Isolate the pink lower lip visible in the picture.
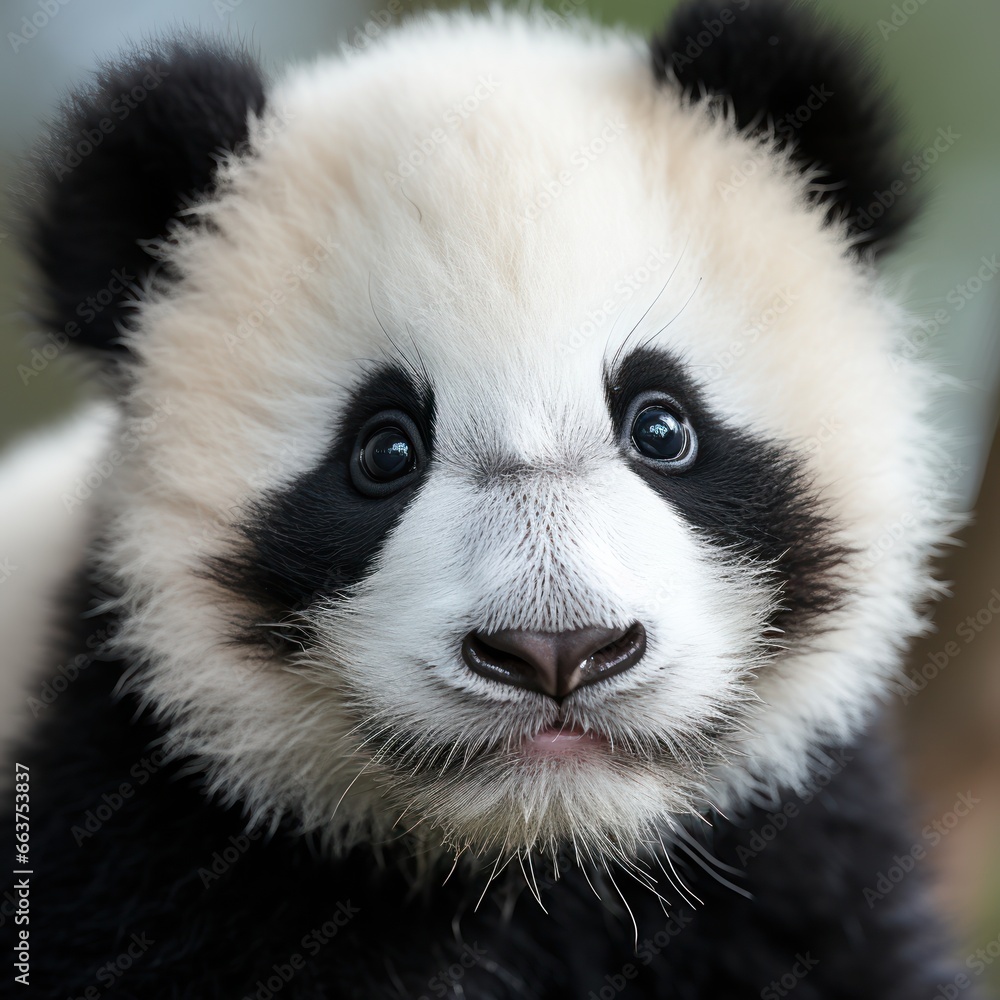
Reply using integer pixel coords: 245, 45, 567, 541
526, 725, 607, 752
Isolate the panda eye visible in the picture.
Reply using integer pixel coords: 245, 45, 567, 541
350, 411, 424, 497
360, 427, 414, 481
629, 402, 697, 468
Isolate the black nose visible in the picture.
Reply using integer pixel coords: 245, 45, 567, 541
461, 623, 646, 699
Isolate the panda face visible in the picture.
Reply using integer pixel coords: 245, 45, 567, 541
46, 12, 944, 862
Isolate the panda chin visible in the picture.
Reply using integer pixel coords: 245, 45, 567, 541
358, 711, 714, 859
390, 753, 691, 864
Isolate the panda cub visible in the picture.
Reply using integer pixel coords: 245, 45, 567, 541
2, 1, 960, 996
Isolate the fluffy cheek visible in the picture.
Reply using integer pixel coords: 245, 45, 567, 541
305, 465, 772, 846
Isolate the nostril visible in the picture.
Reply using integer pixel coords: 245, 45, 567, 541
461, 632, 539, 690
461, 622, 647, 699
582, 622, 646, 688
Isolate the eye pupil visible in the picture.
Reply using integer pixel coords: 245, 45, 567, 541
631, 406, 692, 463
361, 428, 414, 481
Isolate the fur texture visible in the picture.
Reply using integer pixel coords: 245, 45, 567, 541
2, 1, 960, 995
23, 38, 266, 356
8, 598, 954, 998
0, 405, 113, 741
651, 0, 912, 252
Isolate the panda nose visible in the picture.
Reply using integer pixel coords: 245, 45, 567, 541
461, 623, 646, 699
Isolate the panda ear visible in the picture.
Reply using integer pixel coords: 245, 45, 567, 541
651, 1, 910, 256
25, 38, 266, 356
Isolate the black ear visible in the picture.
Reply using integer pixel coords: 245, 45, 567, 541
651, 1, 911, 256
24, 38, 266, 355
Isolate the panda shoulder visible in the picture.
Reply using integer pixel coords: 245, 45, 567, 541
0, 402, 115, 742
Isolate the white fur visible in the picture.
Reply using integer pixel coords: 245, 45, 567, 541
0, 404, 115, 744
24, 11, 950, 862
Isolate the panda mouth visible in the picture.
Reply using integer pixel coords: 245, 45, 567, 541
359, 717, 719, 782
353, 688, 735, 777
523, 723, 609, 755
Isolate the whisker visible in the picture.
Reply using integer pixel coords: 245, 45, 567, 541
603, 861, 639, 951
672, 824, 745, 878
610, 238, 689, 373
475, 848, 512, 912
328, 757, 373, 826
673, 839, 752, 899
441, 848, 464, 887
367, 273, 427, 389
656, 831, 703, 908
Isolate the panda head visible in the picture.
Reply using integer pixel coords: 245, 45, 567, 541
28, 3, 946, 865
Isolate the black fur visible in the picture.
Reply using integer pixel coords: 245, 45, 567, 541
606, 347, 849, 637
651, 0, 912, 255
2, 575, 957, 999
23, 39, 266, 356
209, 364, 436, 637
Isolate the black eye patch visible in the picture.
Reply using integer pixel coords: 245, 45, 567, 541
208, 364, 435, 639
606, 347, 848, 636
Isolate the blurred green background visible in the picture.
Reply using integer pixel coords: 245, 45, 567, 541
1, 0, 998, 991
